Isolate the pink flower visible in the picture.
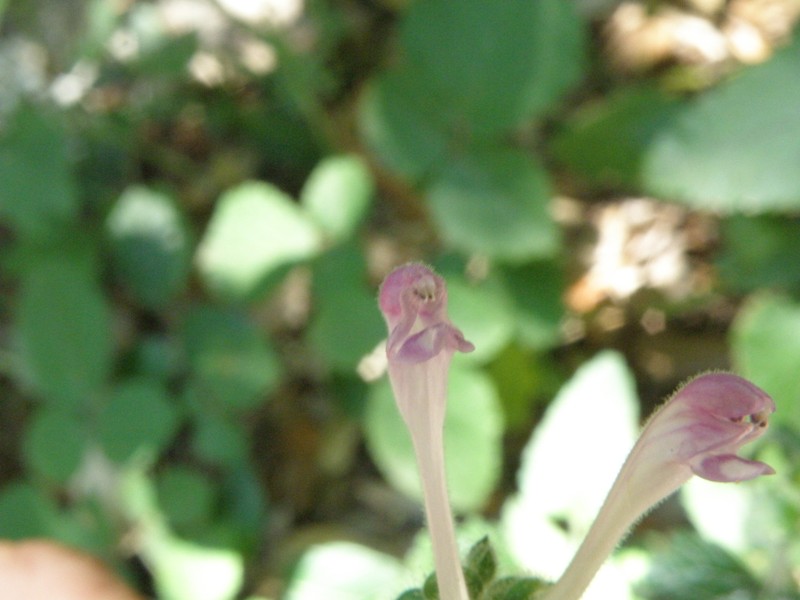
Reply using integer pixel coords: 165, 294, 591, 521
379, 263, 474, 600
545, 373, 775, 600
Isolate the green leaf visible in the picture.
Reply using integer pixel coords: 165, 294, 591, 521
444, 272, 516, 364
183, 306, 281, 411
731, 293, 800, 430
503, 351, 639, 575
642, 40, 800, 212
17, 256, 113, 409
301, 155, 374, 242
0, 481, 60, 539
98, 377, 180, 463
192, 414, 248, 466
427, 148, 557, 261
502, 261, 565, 350
365, 367, 504, 512
483, 577, 547, 600
637, 532, 760, 600
23, 407, 86, 482
717, 215, 800, 292
400, 0, 585, 135
284, 542, 404, 600
358, 67, 451, 181
157, 466, 217, 529
307, 244, 386, 372
0, 105, 77, 240
196, 181, 321, 300
147, 534, 244, 600
106, 185, 191, 308
465, 536, 497, 593
553, 86, 680, 190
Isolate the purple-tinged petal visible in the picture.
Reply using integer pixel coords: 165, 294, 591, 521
690, 454, 776, 482
545, 372, 776, 600
376, 263, 473, 600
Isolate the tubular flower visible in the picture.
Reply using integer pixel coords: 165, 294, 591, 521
379, 263, 474, 600
545, 373, 775, 600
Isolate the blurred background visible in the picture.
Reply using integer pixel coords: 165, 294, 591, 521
0, 0, 799, 598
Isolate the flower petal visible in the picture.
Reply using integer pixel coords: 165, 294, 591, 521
690, 453, 776, 482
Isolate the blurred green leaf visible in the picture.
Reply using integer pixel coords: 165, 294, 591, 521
157, 466, 217, 529
400, 0, 585, 135
358, 67, 451, 181
147, 533, 244, 600
285, 542, 404, 600
444, 272, 516, 364
183, 306, 281, 411
365, 367, 504, 512
106, 185, 191, 308
642, 40, 800, 212
503, 351, 639, 576
192, 414, 248, 466
483, 577, 547, 600
308, 244, 385, 372
427, 148, 557, 261
0, 105, 77, 240
717, 215, 800, 292
17, 256, 112, 409
196, 181, 321, 300
731, 293, 800, 430
557, 41, 800, 212
0, 481, 59, 539
23, 407, 85, 482
637, 532, 760, 600
502, 261, 565, 350
553, 86, 680, 190
98, 377, 180, 463
301, 154, 374, 243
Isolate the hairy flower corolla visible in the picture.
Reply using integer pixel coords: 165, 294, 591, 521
545, 373, 775, 600
379, 263, 474, 600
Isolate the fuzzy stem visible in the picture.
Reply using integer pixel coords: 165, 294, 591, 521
410, 426, 470, 600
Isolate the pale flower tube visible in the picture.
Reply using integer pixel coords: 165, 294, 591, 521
545, 373, 775, 600
379, 264, 474, 600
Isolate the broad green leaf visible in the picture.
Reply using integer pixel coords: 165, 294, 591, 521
157, 466, 217, 528
284, 542, 404, 600
358, 67, 451, 181
501, 261, 565, 350
0, 481, 59, 539
427, 149, 557, 261
503, 351, 639, 582
731, 293, 800, 430
637, 533, 760, 600
17, 256, 113, 409
301, 155, 374, 242
0, 105, 77, 240
119, 462, 244, 600
146, 534, 244, 600
196, 181, 321, 300
556, 41, 800, 212
98, 377, 180, 463
365, 367, 504, 512
307, 244, 385, 372
553, 86, 680, 190
23, 407, 86, 482
642, 40, 800, 212
106, 186, 191, 308
183, 305, 281, 410
400, 0, 585, 135
444, 273, 516, 364
717, 215, 800, 292
192, 414, 248, 466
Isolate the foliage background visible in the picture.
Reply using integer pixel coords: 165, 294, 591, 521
1, 0, 799, 598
